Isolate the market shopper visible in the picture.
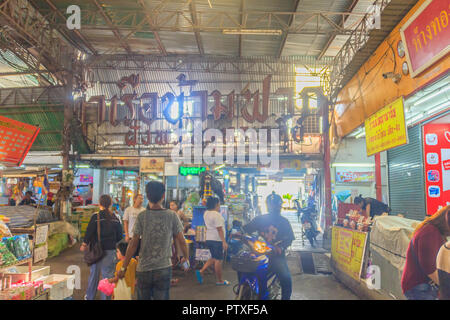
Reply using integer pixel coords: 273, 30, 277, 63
123, 194, 145, 242
109, 240, 137, 298
242, 192, 295, 300
117, 181, 190, 300
19, 191, 36, 206
170, 200, 190, 231
354, 195, 390, 218
195, 196, 229, 286
436, 209, 450, 300
81, 194, 123, 300
401, 205, 450, 300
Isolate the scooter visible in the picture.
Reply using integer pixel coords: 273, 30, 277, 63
300, 207, 320, 248
231, 233, 281, 300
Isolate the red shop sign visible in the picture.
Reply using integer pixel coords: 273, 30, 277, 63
422, 122, 450, 216
400, 0, 450, 78
0, 116, 40, 167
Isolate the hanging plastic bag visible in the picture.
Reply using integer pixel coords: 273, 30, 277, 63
114, 279, 132, 300
98, 278, 115, 296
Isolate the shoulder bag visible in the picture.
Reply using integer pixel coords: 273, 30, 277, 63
84, 212, 105, 266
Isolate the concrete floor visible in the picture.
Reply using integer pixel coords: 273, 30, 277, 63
46, 245, 359, 300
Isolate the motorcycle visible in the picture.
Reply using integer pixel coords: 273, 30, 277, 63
231, 233, 281, 300
299, 206, 320, 248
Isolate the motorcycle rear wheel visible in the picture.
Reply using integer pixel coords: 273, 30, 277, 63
267, 277, 281, 300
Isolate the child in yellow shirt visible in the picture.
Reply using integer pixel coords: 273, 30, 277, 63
109, 240, 137, 298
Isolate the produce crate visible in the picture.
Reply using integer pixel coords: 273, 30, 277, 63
0, 266, 50, 282
37, 274, 75, 300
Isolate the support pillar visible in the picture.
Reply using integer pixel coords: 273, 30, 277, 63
58, 72, 74, 221
375, 153, 382, 201
322, 102, 332, 230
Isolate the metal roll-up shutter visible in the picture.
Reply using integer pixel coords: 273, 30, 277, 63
387, 125, 425, 220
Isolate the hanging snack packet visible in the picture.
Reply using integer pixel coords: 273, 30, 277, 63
12, 235, 32, 260
2, 237, 15, 255
0, 242, 18, 267
0, 220, 12, 238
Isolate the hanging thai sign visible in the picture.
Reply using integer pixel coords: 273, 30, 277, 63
364, 97, 408, 156
422, 122, 450, 216
331, 226, 368, 281
140, 157, 165, 173
400, 0, 450, 78
85, 74, 294, 147
0, 116, 40, 167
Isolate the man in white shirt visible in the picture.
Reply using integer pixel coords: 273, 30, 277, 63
123, 194, 145, 242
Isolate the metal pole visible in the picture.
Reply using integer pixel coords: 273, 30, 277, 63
322, 102, 332, 230
375, 152, 382, 201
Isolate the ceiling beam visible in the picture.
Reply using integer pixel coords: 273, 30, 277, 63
276, 0, 300, 58
137, 0, 168, 56
42, 0, 98, 55
92, 0, 133, 54
318, 0, 359, 60
189, 1, 205, 55
238, 0, 245, 57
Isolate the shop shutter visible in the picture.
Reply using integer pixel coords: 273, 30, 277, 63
387, 125, 425, 221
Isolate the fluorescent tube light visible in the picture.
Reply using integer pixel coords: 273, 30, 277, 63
223, 29, 283, 35
412, 84, 450, 106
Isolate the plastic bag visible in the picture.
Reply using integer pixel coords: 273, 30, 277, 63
97, 278, 115, 296
114, 279, 132, 300
12, 235, 32, 260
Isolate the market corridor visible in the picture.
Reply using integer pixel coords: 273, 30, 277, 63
47, 245, 359, 300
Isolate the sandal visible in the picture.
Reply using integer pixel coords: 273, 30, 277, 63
195, 270, 203, 284
216, 280, 230, 286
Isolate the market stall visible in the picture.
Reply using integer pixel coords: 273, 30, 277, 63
330, 201, 422, 300
0, 215, 75, 300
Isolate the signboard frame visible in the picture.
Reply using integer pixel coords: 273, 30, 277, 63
422, 122, 450, 215
0, 115, 40, 167
400, 0, 450, 78
365, 96, 409, 156
139, 157, 165, 173
331, 226, 369, 281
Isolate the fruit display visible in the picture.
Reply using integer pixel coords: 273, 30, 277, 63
343, 210, 372, 231
0, 281, 45, 300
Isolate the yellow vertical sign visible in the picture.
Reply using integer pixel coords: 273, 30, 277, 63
331, 226, 368, 281
365, 97, 408, 156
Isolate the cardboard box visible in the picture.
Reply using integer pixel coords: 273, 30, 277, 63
0, 266, 50, 282
37, 274, 75, 300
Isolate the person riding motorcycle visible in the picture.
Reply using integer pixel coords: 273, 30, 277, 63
242, 191, 295, 300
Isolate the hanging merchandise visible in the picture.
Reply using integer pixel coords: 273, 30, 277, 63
2, 235, 32, 261
0, 242, 17, 267
0, 220, 11, 238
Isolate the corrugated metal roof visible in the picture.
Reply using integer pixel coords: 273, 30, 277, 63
0, 50, 40, 88
28, 0, 360, 58
0, 106, 64, 151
